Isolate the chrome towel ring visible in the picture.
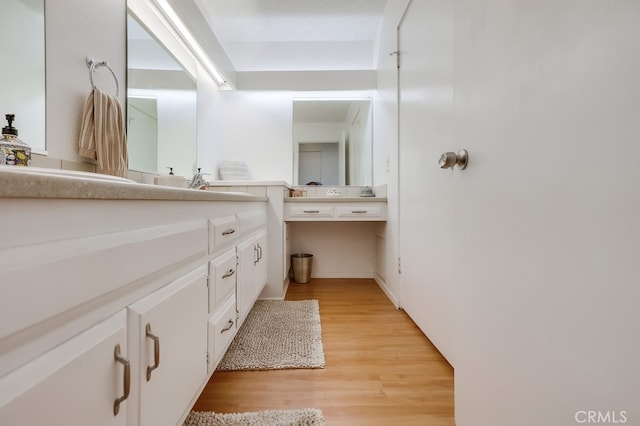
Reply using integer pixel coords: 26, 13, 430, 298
86, 57, 119, 97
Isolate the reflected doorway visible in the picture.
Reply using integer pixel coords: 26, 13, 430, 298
299, 142, 339, 185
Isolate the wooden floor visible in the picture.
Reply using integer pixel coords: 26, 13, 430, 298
192, 278, 454, 425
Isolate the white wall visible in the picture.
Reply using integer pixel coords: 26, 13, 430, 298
371, 0, 411, 305
206, 90, 372, 182
45, 0, 126, 162
196, 64, 225, 177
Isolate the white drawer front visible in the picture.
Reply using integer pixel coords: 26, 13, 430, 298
336, 205, 384, 218
208, 249, 237, 313
208, 215, 238, 253
285, 202, 387, 221
287, 205, 334, 218
207, 297, 237, 372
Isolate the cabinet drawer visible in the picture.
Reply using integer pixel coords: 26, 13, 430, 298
208, 249, 237, 312
336, 205, 384, 218
208, 215, 238, 253
207, 297, 236, 372
287, 205, 334, 218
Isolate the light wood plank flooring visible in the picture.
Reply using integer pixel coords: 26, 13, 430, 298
192, 278, 454, 425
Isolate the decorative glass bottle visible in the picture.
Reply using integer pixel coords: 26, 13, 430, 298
0, 114, 31, 166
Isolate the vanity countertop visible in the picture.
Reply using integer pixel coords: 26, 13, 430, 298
205, 180, 294, 189
0, 167, 265, 202
285, 197, 387, 202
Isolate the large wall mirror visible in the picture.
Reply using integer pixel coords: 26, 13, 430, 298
293, 98, 372, 186
127, 1, 197, 178
0, 0, 45, 153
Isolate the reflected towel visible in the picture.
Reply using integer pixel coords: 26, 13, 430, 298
78, 87, 128, 178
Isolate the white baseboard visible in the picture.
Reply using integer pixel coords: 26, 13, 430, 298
374, 274, 399, 308
311, 272, 376, 279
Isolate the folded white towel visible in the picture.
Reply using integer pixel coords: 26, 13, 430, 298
78, 88, 128, 178
219, 160, 249, 180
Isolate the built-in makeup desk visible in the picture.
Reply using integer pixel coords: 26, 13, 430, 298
284, 197, 387, 221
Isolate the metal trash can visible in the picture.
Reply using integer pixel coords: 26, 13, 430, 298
291, 253, 313, 284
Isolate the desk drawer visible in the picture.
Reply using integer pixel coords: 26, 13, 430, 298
284, 201, 387, 221
336, 205, 384, 218
286, 205, 334, 218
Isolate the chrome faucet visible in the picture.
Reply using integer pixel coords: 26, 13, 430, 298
189, 168, 210, 189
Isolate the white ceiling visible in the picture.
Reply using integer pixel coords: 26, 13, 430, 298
192, 0, 388, 72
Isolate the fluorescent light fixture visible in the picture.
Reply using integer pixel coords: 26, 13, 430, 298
152, 0, 228, 87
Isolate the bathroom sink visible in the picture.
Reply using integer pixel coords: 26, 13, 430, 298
0, 165, 135, 183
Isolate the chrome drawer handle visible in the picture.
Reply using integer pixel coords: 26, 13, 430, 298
113, 344, 130, 416
145, 323, 160, 382
222, 269, 235, 279
222, 228, 236, 236
221, 319, 234, 333
303, 210, 320, 213
351, 210, 368, 214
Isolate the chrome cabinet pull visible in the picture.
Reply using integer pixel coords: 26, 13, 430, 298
254, 245, 259, 265
222, 228, 236, 236
351, 210, 368, 214
222, 269, 235, 279
220, 319, 234, 333
257, 243, 263, 261
303, 210, 320, 213
145, 323, 160, 382
113, 344, 130, 416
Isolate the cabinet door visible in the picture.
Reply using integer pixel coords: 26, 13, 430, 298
128, 265, 208, 426
0, 311, 128, 426
236, 238, 257, 327
255, 230, 268, 297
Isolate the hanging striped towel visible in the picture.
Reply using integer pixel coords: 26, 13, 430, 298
78, 87, 128, 178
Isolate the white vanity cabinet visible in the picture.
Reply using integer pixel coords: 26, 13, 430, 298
0, 178, 268, 426
0, 311, 128, 426
206, 211, 267, 370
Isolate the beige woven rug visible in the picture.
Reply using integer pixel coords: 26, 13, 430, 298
184, 408, 325, 426
216, 300, 325, 371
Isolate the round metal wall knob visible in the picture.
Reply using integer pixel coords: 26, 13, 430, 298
439, 149, 468, 170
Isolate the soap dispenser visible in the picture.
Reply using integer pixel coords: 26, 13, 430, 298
0, 114, 31, 166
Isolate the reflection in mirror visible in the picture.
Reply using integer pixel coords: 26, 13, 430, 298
293, 98, 372, 186
0, 0, 45, 152
126, 12, 197, 178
